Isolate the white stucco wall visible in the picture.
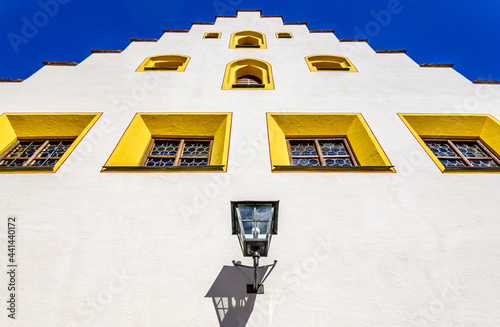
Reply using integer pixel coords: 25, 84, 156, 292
1, 10, 500, 326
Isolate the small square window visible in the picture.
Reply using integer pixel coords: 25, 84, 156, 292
142, 138, 213, 167
276, 32, 293, 39
204, 32, 221, 39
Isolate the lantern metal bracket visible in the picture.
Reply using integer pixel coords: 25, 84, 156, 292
232, 252, 277, 294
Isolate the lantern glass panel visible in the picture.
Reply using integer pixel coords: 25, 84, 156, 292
238, 205, 255, 221
231, 201, 279, 257
242, 221, 254, 238
255, 205, 273, 221
236, 204, 273, 241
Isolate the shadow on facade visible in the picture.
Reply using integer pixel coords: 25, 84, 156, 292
205, 265, 269, 327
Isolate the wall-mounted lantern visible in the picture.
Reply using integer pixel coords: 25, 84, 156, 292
231, 201, 279, 294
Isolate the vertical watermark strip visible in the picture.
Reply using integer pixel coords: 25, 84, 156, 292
7, 216, 17, 319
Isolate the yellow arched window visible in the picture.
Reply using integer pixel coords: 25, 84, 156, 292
222, 58, 274, 90
229, 31, 267, 49
305, 55, 357, 72
136, 55, 190, 72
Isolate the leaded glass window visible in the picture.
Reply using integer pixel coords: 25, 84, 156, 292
141, 138, 213, 167
0, 139, 74, 168
423, 139, 500, 167
286, 138, 358, 167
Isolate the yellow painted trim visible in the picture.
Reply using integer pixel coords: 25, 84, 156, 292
305, 55, 358, 72
275, 32, 293, 39
102, 113, 232, 173
0, 113, 102, 173
222, 58, 275, 90
229, 30, 267, 49
266, 113, 393, 173
399, 113, 500, 173
136, 55, 190, 72
203, 32, 221, 39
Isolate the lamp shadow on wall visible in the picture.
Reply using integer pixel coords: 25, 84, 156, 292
205, 265, 269, 327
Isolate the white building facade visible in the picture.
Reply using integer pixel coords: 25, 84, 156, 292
1, 9, 500, 326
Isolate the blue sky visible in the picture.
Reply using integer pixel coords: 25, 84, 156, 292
0, 0, 499, 81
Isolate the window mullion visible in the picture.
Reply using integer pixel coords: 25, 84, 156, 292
140, 138, 155, 166
10, 141, 33, 166
448, 140, 471, 166
477, 140, 500, 165
174, 139, 185, 166
37, 141, 63, 166
206, 140, 213, 165
314, 139, 326, 166
343, 138, 358, 166
286, 139, 294, 165
24, 140, 49, 166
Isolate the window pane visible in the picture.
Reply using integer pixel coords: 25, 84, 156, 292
39, 141, 72, 158
242, 221, 254, 238
236, 75, 262, 85
425, 141, 455, 157
439, 159, 465, 167
182, 141, 210, 157
469, 160, 498, 167
255, 205, 272, 221
155, 61, 182, 68
179, 158, 208, 166
31, 159, 58, 167
313, 62, 342, 69
320, 141, 347, 156
0, 159, 27, 167
454, 142, 487, 158
256, 221, 269, 239
325, 158, 352, 166
151, 141, 179, 156
237, 205, 254, 221
290, 141, 316, 156
8, 144, 28, 157
10, 142, 44, 158
146, 158, 175, 166
293, 158, 319, 166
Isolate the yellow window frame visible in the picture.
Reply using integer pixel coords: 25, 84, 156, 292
229, 30, 267, 49
267, 113, 394, 172
399, 113, 500, 173
0, 113, 102, 173
305, 55, 358, 72
276, 32, 293, 39
102, 113, 232, 172
222, 58, 274, 90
